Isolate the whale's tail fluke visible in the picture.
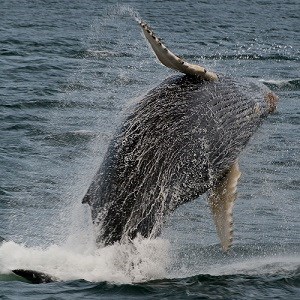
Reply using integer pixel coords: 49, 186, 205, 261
138, 20, 218, 81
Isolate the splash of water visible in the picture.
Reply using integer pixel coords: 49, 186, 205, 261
260, 78, 300, 91
112, 4, 141, 23
206, 256, 300, 277
0, 237, 170, 283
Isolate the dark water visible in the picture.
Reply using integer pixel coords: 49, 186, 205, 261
0, 0, 299, 299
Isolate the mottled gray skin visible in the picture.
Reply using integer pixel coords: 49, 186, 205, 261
83, 74, 272, 246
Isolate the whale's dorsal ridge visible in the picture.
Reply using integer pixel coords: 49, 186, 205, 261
139, 20, 218, 81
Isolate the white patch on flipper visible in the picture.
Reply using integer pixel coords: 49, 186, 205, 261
208, 161, 241, 251
139, 21, 218, 81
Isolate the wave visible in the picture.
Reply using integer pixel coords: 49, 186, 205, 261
1, 239, 299, 284
0, 239, 299, 300
135, 269, 300, 299
43, 130, 101, 146
1, 99, 62, 109
82, 49, 133, 59
0, 238, 170, 284
0, 98, 119, 111
199, 53, 298, 62
261, 78, 300, 91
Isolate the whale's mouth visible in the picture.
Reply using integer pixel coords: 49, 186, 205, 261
265, 91, 278, 113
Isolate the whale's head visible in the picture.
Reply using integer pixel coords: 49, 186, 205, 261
237, 79, 278, 118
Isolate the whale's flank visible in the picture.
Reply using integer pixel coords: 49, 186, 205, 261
83, 74, 272, 249
82, 19, 277, 250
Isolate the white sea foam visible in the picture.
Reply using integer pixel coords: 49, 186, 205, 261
207, 255, 300, 276
0, 238, 170, 283
260, 79, 293, 85
260, 78, 300, 90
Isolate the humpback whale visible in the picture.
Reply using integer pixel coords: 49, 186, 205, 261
2, 19, 278, 285
82, 20, 278, 251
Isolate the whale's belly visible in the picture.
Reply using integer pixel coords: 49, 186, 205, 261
83, 75, 269, 245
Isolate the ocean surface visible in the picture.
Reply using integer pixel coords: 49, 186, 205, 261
0, 0, 299, 299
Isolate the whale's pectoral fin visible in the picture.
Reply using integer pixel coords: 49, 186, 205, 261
208, 161, 241, 251
139, 20, 218, 81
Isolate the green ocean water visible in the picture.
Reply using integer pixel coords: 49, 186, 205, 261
0, 0, 299, 299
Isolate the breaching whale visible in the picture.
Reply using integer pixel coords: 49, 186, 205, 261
82, 20, 278, 251
3, 19, 278, 284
